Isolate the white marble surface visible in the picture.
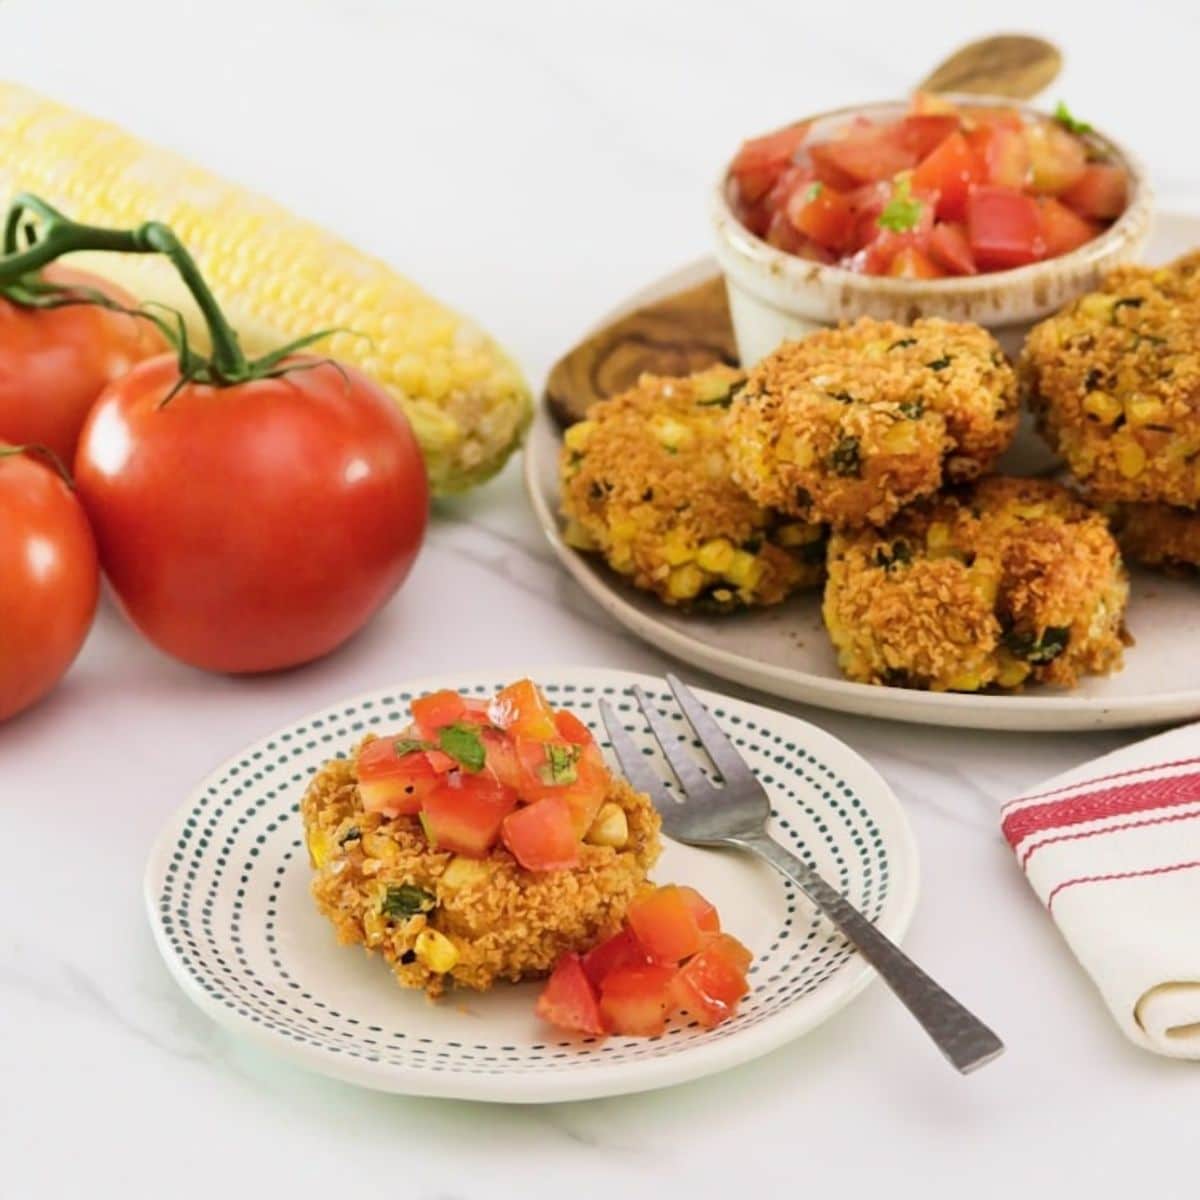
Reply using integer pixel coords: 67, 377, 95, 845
3, 1, 1199, 1196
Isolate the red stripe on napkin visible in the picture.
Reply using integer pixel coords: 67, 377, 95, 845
1046, 860, 1200, 912
1002, 771, 1200, 850
1020, 809, 1200, 868
1000, 755, 1200, 814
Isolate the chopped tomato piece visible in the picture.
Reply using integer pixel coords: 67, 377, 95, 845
909, 91, 960, 118
809, 124, 916, 184
763, 208, 807, 254
627, 885, 705, 964
786, 183, 855, 252
1024, 120, 1087, 194
536, 954, 607, 1036
912, 131, 983, 221
888, 246, 943, 278
501, 795, 580, 871
421, 773, 517, 857
1061, 164, 1128, 220
891, 114, 960, 161
582, 927, 650, 988
808, 142, 861, 191
480, 727, 525, 791
927, 221, 977, 276
410, 689, 468, 739
702, 931, 754, 975
488, 678, 558, 741
729, 122, 809, 203
675, 886, 720, 933
1038, 197, 1102, 258
967, 125, 1030, 190
966, 186, 1045, 270
599, 964, 677, 1037
356, 739, 447, 816
963, 105, 1024, 132
671, 938, 751, 1029
554, 709, 594, 746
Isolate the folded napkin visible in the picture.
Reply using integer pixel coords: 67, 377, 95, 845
1002, 721, 1200, 1059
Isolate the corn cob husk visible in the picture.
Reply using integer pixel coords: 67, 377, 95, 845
0, 82, 531, 494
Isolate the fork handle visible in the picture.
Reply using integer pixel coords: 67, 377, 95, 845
738, 833, 1004, 1074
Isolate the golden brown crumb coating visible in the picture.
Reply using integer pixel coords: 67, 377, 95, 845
822, 477, 1129, 692
301, 749, 661, 997
1106, 501, 1200, 571
1021, 251, 1200, 507
559, 365, 825, 610
726, 317, 1018, 529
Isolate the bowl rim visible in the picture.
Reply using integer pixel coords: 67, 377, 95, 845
711, 92, 1153, 298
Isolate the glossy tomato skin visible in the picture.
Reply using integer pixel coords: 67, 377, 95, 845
0, 449, 99, 721
75, 355, 427, 673
0, 266, 165, 463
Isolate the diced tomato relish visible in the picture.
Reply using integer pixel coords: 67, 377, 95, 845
726, 96, 1127, 278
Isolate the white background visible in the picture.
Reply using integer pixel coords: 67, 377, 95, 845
3, 1, 1199, 1197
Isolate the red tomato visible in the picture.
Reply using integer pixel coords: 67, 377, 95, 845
0, 448, 98, 721
599, 964, 677, 1037
909, 91, 960, 118
891, 114, 960, 161
515, 738, 608, 832
810, 124, 916, 184
968, 126, 1030, 190
966, 187, 1046, 270
729, 122, 810, 203
763, 209, 807, 254
554, 709, 594, 746
671, 938, 751, 1028
912, 131, 983, 221
1039, 197, 1103, 258
74, 356, 427, 673
0, 266, 166, 464
888, 247, 943, 279
536, 954, 607, 1036
411, 689, 467, 738
501, 795, 580, 871
480, 727, 525, 791
488, 678, 558, 740
808, 143, 861, 191
675, 886, 721, 934
963, 105, 1024, 132
1024, 120, 1087, 194
1061, 164, 1129, 219
422, 773, 517, 857
928, 222, 978, 275
356, 739, 448, 816
582, 927, 650, 988
627, 885, 705, 964
786, 184, 855, 252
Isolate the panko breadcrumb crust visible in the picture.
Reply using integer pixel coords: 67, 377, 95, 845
301, 746, 661, 997
1021, 251, 1200, 508
559, 365, 825, 611
1106, 501, 1200, 572
822, 477, 1129, 692
726, 317, 1018, 529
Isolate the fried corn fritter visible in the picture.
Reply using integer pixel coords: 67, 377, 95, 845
726, 317, 1018, 529
1021, 251, 1200, 508
559, 365, 825, 610
1106, 501, 1200, 572
302, 751, 661, 997
823, 477, 1129, 692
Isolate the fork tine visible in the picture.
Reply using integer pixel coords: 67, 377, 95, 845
665, 674, 758, 788
631, 686, 714, 799
598, 699, 674, 808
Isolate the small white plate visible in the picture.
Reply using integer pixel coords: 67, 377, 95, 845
524, 213, 1200, 732
145, 668, 918, 1103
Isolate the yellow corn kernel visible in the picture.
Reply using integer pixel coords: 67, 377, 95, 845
970, 565, 999, 605
995, 657, 1031, 689
777, 431, 815, 468
1079, 293, 1114, 320
883, 421, 919, 452
863, 338, 890, 358
363, 908, 386, 947
696, 538, 736, 573
1114, 437, 1147, 478
1124, 395, 1167, 426
776, 522, 821, 548
667, 564, 705, 600
306, 828, 331, 870
1082, 390, 1122, 424
661, 532, 695, 566
415, 929, 459, 973
947, 669, 984, 692
564, 421, 595, 452
609, 518, 638, 542
361, 832, 399, 862
925, 522, 952, 553
586, 802, 629, 848
563, 519, 598, 551
441, 855, 489, 889
726, 550, 763, 589
650, 415, 694, 452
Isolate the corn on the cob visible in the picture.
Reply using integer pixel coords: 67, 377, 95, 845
0, 82, 531, 494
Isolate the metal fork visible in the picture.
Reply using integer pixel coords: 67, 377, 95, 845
599, 675, 1004, 1074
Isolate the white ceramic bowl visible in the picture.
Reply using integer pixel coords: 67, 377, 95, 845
711, 96, 1153, 362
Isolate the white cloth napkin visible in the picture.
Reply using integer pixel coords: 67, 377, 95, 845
1002, 721, 1200, 1058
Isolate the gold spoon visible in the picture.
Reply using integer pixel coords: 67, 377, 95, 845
917, 32, 1062, 100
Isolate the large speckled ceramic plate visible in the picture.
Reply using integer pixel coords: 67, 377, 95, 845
144, 668, 918, 1103
525, 212, 1200, 732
